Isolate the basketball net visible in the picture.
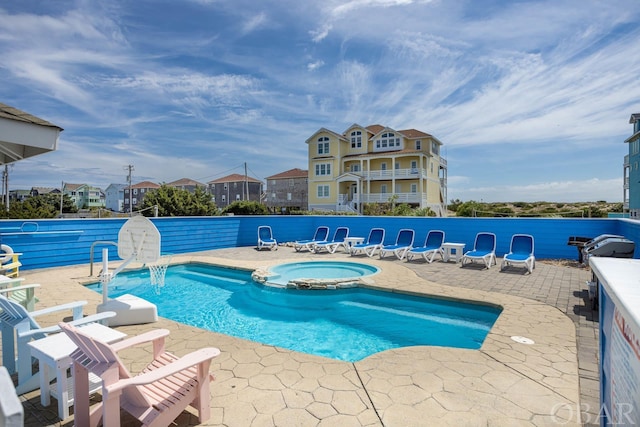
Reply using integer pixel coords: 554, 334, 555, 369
148, 254, 172, 294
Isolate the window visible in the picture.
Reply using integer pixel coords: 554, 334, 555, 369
317, 185, 329, 198
315, 163, 331, 176
432, 141, 439, 155
350, 131, 362, 148
395, 162, 400, 169
224, 183, 228, 190
411, 160, 418, 172
318, 137, 330, 154
411, 183, 417, 193
287, 193, 292, 201
380, 184, 387, 193
271, 193, 276, 199
132, 197, 137, 204
289, 179, 294, 187
236, 194, 241, 200
350, 164, 360, 172
222, 195, 226, 202
271, 180, 276, 185
133, 189, 138, 195
233, 182, 237, 189
376, 132, 400, 149
416, 140, 421, 150
381, 163, 387, 170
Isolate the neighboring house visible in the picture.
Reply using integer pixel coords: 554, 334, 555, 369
265, 168, 308, 213
207, 174, 263, 208
624, 113, 640, 218
123, 181, 160, 213
166, 178, 206, 193
63, 183, 104, 209
305, 124, 448, 216
9, 189, 30, 202
30, 186, 60, 197
104, 183, 127, 212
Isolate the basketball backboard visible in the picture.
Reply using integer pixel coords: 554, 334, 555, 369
117, 216, 161, 263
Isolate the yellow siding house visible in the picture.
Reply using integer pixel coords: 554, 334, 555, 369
306, 124, 447, 216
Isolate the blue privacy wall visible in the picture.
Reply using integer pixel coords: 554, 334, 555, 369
0, 216, 636, 271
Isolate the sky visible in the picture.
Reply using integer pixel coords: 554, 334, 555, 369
1, 0, 639, 203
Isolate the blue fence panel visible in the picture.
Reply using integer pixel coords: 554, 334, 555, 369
0, 216, 634, 271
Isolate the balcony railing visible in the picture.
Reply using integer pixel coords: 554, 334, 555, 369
624, 155, 630, 167
355, 192, 423, 204
357, 168, 426, 180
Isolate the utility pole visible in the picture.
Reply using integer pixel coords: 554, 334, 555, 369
244, 162, 249, 201
3, 165, 8, 212
125, 164, 134, 216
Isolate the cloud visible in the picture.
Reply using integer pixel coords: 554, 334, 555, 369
310, 23, 332, 42
242, 12, 268, 34
449, 178, 622, 203
307, 60, 325, 71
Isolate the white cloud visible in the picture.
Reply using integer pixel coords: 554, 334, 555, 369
242, 12, 268, 34
307, 60, 325, 71
449, 178, 622, 203
310, 24, 332, 42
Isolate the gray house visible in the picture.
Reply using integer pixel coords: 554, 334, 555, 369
265, 168, 308, 213
104, 183, 127, 212
207, 174, 263, 208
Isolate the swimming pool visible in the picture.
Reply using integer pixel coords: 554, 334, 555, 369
88, 263, 501, 362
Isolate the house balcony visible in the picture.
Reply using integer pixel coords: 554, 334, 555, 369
624, 154, 629, 167
625, 177, 629, 189
358, 168, 427, 180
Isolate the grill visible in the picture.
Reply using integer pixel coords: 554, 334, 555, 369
567, 236, 592, 264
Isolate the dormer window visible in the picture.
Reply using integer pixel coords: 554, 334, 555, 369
375, 132, 401, 150
317, 137, 330, 154
350, 131, 362, 148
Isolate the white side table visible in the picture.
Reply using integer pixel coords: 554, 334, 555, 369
27, 323, 126, 420
441, 243, 466, 263
343, 237, 365, 253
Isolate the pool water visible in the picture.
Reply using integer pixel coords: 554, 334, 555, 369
88, 263, 501, 362
266, 261, 379, 286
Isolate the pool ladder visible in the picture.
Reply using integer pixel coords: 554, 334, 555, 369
89, 241, 118, 276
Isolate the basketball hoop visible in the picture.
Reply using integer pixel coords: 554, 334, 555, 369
149, 254, 172, 294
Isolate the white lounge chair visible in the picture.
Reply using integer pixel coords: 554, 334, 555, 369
406, 230, 445, 263
293, 226, 329, 252
0, 294, 115, 394
461, 232, 497, 269
351, 228, 386, 258
501, 234, 535, 274
313, 227, 349, 253
379, 229, 415, 260
257, 225, 278, 250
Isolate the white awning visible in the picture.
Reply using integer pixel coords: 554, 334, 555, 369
0, 103, 63, 165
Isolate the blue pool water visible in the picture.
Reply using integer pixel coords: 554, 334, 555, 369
88, 263, 501, 362
266, 261, 379, 285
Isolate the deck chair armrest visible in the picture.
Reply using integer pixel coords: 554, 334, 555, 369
19, 311, 117, 339
106, 347, 221, 393
29, 300, 88, 318
0, 283, 40, 294
110, 329, 171, 352
0, 276, 24, 284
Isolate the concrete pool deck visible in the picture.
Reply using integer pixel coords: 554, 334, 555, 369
8, 246, 597, 426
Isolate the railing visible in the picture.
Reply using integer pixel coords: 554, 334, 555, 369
360, 193, 422, 203
89, 241, 118, 276
625, 155, 630, 167
360, 168, 426, 180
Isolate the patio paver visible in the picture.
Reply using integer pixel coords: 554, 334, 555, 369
5, 245, 598, 426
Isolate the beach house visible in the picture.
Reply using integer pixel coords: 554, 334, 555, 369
306, 124, 447, 215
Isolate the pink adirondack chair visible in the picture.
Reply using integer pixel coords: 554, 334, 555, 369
58, 322, 220, 427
